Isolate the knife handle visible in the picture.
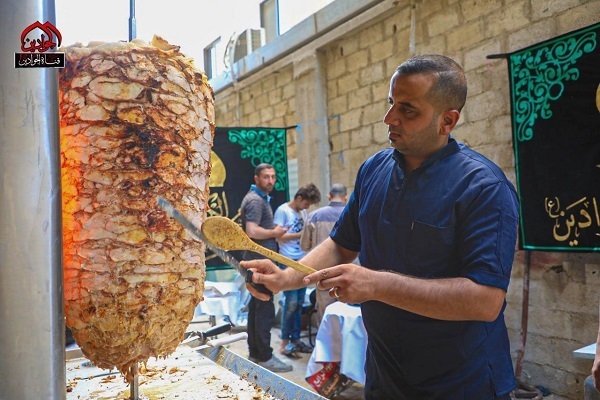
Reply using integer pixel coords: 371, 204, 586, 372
201, 322, 233, 340
246, 270, 273, 296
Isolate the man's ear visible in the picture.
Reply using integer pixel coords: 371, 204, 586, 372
254, 175, 259, 185
439, 110, 460, 136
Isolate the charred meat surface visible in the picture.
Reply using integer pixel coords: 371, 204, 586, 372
60, 36, 215, 381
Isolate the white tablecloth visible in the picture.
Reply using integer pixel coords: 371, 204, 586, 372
194, 275, 250, 326
573, 343, 596, 360
305, 301, 367, 384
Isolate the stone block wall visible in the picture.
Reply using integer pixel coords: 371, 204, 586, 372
215, 65, 299, 159
212, 1, 600, 398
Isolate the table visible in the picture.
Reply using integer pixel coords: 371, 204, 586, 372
306, 301, 368, 385
194, 278, 249, 326
574, 343, 597, 360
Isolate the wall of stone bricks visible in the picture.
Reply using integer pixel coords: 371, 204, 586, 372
215, 65, 299, 159
213, 1, 600, 398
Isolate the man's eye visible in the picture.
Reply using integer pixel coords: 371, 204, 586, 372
403, 108, 413, 114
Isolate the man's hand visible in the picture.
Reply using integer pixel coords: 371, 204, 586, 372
303, 263, 375, 304
303, 262, 506, 322
245, 222, 287, 240
240, 259, 286, 301
277, 229, 302, 243
271, 225, 287, 238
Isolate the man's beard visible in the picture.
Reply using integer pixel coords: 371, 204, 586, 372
388, 113, 439, 155
258, 183, 273, 193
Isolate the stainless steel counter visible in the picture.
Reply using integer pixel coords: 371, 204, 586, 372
66, 344, 325, 400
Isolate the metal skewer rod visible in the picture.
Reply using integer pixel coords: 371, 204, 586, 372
130, 363, 139, 400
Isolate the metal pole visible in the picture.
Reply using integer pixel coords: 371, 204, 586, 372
315, 50, 331, 200
515, 250, 531, 379
130, 363, 139, 399
129, 0, 137, 40
0, 0, 64, 399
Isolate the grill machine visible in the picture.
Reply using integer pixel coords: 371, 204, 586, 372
0, 0, 64, 399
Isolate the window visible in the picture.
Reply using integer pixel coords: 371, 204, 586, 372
203, 37, 221, 80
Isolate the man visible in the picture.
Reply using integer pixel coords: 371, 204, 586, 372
299, 183, 349, 323
240, 163, 291, 372
592, 305, 600, 392
274, 183, 321, 356
242, 54, 519, 399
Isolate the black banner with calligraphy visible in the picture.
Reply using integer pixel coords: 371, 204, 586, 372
509, 22, 600, 252
206, 127, 289, 269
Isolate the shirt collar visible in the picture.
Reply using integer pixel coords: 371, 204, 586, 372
328, 201, 345, 207
392, 136, 460, 171
250, 184, 271, 203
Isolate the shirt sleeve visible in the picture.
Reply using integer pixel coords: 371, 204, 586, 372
244, 198, 264, 225
273, 205, 286, 227
299, 222, 314, 251
459, 181, 519, 291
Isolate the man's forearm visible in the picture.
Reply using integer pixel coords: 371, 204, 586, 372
301, 237, 357, 271
278, 231, 301, 242
595, 304, 600, 361
593, 303, 600, 390
375, 273, 506, 322
246, 223, 275, 240
281, 238, 358, 290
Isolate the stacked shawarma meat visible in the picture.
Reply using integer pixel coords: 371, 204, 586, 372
59, 36, 215, 381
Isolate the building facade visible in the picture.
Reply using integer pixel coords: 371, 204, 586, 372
211, 1, 600, 398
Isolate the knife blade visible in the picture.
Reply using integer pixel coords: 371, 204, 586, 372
191, 332, 248, 352
157, 197, 272, 296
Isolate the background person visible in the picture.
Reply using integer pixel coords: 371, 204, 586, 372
300, 183, 350, 323
243, 54, 520, 399
240, 163, 291, 373
274, 183, 321, 356
592, 303, 600, 393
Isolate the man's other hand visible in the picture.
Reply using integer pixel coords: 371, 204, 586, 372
272, 225, 288, 238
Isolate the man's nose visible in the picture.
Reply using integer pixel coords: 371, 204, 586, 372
383, 108, 397, 125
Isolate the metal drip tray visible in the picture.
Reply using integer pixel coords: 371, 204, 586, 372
66, 345, 325, 400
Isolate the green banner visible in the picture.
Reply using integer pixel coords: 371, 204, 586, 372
206, 127, 289, 269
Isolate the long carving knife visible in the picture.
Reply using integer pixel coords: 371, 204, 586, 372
157, 197, 272, 296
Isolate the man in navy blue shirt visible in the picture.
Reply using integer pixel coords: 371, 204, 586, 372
242, 54, 519, 399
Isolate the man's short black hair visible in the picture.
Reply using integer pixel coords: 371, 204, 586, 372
295, 183, 321, 204
254, 163, 275, 177
396, 54, 467, 112
329, 183, 347, 198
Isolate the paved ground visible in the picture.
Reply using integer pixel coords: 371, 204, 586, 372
192, 316, 571, 400
225, 324, 365, 400
189, 313, 364, 399
223, 326, 568, 400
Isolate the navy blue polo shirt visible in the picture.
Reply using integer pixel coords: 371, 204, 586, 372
331, 138, 519, 399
